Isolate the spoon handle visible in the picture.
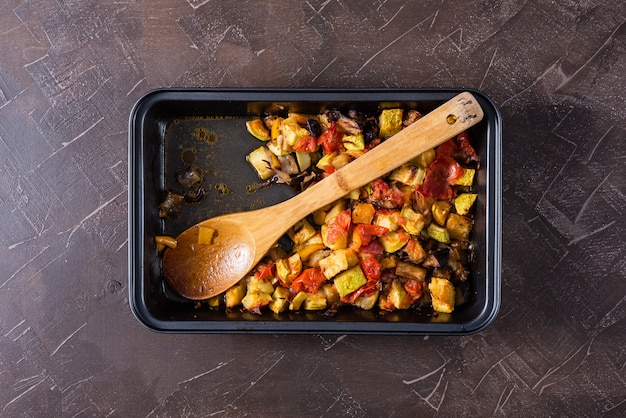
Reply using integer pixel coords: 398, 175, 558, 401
281, 91, 484, 222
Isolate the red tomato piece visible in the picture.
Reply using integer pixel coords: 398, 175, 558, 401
360, 257, 383, 283
436, 132, 478, 164
436, 138, 457, 158
292, 135, 318, 153
403, 279, 425, 301
352, 224, 389, 247
325, 209, 351, 245
255, 263, 275, 280
418, 155, 464, 201
340, 283, 378, 304
291, 268, 327, 293
369, 178, 404, 207
456, 131, 479, 163
317, 124, 344, 155
359, 239, 384, 257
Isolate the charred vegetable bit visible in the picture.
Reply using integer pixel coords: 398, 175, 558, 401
159, 191, 184, 218
161, 105, 480, 315
159, 164, 207, 218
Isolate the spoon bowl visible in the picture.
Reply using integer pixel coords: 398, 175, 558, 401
162, 92, 484, 300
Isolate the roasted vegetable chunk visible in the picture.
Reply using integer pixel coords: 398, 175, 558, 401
429, 277, 455, 313
162, 105, 481, 317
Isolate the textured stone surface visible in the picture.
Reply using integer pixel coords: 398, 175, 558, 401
0, 0, 624, 416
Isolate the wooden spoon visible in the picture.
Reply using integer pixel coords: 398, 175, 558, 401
162, 92, 484, 300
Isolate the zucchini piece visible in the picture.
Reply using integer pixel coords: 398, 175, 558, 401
345, 188, 361, 200
400, 206, 425, 235
379, 109, 403, 138
389, 164, 424, 186
304, 291, 327, 310
454, 193, 477, 216
289, 218, 316, 245
429, 277, 455, 313
266, 135, 292, 156
313, 207, 329, 226
316, 151, 336, 171
446, 213, 473, 241
318, 248, 359, 280
378, 230, 410, 253
342, 134, 365, 151
388, 279, 411, 310
334, 266, 367, 298
411, 148, 436, 169
331, 152, 351, 170
427, 223, 451, 244
246, 119, 271, 141
247, 146, 280, 180
295, 151, 312, 171
207, 295, 221, 308
324, 200, 348, 224
373, 210, 402, 232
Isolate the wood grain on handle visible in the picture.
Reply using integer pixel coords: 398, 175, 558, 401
283, 91, 484, 222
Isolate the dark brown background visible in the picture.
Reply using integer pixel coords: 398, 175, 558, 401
1, 0, 624, 416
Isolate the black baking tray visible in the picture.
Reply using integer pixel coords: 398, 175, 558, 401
129, 88, 501, 334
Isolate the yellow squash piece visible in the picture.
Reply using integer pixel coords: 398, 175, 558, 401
246, 119, 271, 141
225, 280, 247, 308
289, 291, 308, 310
281, 119, 310, 146
446, 213, 473, 241
432, 201, 452, 226
304, 291, 327, 310
429, 277, 455, 313
400, 206, 425, 235
454, 168, 475, 186
455, 193, 477, 216
342, 134, 365, 151
379, 109, 403, 138
352, 202, 375, 224
269, 286, 290, 314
